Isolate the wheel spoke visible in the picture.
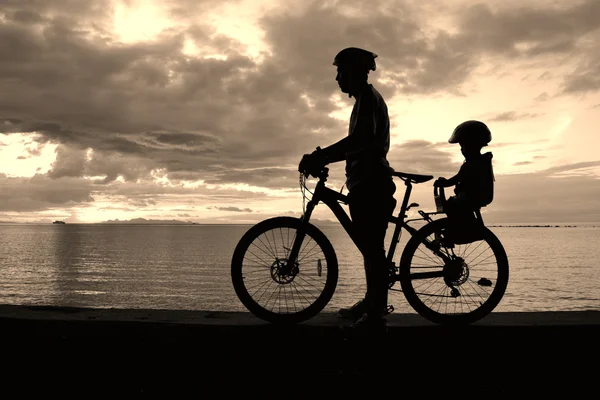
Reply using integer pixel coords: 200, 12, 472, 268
295, 273, 326, 294
256, 234, 277, 260
249, 242, 275, 264
253, 278, 276, 303
298, 239, 320, 263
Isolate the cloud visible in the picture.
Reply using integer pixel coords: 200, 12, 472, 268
387, 140, 460, 177
484, 171, 600, 223
0, 167, 276, 214
457, 1, 600, 94
210, 206, 253, 213
0, 1, 344, 186
562, 67, 600, 94
4, 0, 597, 191
203, 167, 299, 189
535, 92, 550, 102
1, 0, 600, 222
488, 111, 544, 122
540, 160, 600, 175
0, 173, 95, 212
260, 0, 485, 97
47, 145, 88, 179
457, 1, 600, 55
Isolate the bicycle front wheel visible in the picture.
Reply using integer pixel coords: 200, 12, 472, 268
231, 216, 338, 324
399, 218, 509, 325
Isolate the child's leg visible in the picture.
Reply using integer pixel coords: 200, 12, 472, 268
444, 194, 481, 243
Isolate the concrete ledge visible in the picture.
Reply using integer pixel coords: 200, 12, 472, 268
1, 305, 598, 397
2, 304, 599, 326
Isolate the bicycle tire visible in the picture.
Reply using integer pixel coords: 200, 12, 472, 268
399, 218, 509, 325
231, 216, 338, 324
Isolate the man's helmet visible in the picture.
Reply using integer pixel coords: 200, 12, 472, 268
333, 47, 378, 71
449, 120, 492, 147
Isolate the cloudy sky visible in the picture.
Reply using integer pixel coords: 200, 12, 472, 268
1, 0, 599, 224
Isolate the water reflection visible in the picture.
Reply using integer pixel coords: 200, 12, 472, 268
0, 224, 598, 312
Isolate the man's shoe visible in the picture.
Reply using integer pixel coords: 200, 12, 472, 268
339, 300, 394, 321
338, 299, 366, 321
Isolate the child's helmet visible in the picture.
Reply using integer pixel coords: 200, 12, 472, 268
449, 120, 491, 147
333, 47, 378, 71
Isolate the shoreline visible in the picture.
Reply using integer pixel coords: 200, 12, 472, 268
1, 304, 599, 326
3, 221, 600, 227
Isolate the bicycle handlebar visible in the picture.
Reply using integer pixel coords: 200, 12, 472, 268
301, 166, 329, 181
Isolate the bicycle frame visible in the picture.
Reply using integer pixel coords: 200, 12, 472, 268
287, 169, 453, 282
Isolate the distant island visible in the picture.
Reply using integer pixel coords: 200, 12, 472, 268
100, 218, 193, 225
97, 217, 337, 226
487, 224, 579, 228
52, 221, 66, 224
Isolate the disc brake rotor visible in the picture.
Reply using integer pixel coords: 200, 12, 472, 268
444, 257, 469, 287
270, 258, 298, 284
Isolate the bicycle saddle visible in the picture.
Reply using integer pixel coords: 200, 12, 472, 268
392, 171, 434, 183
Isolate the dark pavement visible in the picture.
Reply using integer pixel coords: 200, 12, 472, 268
1, 305, 597, 398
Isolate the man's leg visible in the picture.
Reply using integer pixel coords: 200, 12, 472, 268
337, 193, 371, 320
348, 179, 396, 321
361, 228, 388, 320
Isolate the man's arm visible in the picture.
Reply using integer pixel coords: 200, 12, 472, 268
317, 93, 376, 164
318, 136, 355, 164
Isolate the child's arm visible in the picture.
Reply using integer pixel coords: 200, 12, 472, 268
434, 173, 459, 187
435, 161, 467, 187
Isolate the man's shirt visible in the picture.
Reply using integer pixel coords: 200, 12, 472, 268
345, 84, 393, 191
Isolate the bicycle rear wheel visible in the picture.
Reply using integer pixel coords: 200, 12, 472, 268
399, 218, 508, 325
231, 216, 338, 324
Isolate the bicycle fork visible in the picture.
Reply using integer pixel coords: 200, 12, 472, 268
286, 198, 317, 268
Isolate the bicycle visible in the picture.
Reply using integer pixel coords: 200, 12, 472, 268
231, 165, 509, 325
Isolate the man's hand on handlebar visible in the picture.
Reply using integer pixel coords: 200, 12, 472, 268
298, 148, 326, 177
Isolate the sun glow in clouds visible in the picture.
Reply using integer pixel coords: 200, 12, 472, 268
109, 0, 274, 63
208, 0, 275, 61
150, 168, 172, 186
112, 0, 175, 44
0, 133, 58, 177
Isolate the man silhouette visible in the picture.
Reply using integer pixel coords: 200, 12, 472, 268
299, 47, 396, 335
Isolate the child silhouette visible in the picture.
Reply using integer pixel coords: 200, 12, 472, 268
434, 120, 495, 243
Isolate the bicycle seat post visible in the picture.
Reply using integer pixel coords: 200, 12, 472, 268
399, 178, 413, 221
387, 178, 413, 263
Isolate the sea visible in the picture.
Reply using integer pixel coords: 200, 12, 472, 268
0, 223, 599, 314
